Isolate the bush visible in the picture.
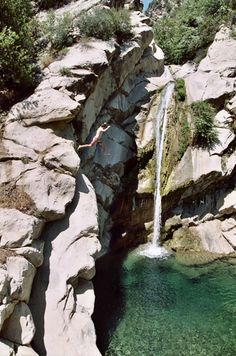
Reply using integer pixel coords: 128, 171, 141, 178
41, 11, 74, 51
0, 0, 36, 90
175, 79, 186, 102
77, 8, 132, 42
153, 0, 235, 64
59, 67, 73, 76
0, 28, 34, 88
191, 101, 218, 148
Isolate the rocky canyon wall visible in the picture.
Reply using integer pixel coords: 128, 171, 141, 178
0, 3, 165, 355
161, 26, 236, 262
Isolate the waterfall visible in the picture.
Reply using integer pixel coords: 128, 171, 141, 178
140, 79, 174, 258
153, 81, 175, 245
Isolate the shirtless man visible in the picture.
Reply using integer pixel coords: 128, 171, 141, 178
78, 123, 111, 150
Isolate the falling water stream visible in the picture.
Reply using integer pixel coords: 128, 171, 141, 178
139, 80, 174, 258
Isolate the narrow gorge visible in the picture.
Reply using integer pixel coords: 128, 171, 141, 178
0, 0, 235, 355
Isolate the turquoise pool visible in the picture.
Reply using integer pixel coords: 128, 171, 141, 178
93, 250, 236, 356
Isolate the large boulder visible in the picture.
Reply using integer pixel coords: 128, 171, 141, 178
16, 165, 76, 221
191, 220, 234, 254
0, 338, 15, 356
0, 209, 44, 248
7, 89, 80, 126
221, 217, 236, 248
16, 346, 39, 356
1, 302, 35, 345
47, 40, 116, 75
185, 71, 235, 104
181, 26, 236, 104
198, 26, 236, 75
4, 121, 76, 156
12, 241, 45, 268
164, 147, 223, 196
6, 256, 36, 303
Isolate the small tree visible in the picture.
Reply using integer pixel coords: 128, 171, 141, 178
191, 101, 218, 149
41, 11, 74, 51
77, 8, 132, 42
153, 0, 235, 64
0, 0, 36, 90
175, 79, 186, 102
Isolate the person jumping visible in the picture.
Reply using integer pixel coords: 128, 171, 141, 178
78, 123, 111, 150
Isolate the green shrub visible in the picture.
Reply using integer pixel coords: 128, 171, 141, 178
175, 79, 186, 102
59, 67, 73, 76
153, 0, 235, 64
0, 28, 34, 88
0, 0, 36, 90
77, 8, 132, 42
191, 101, 218, 148
41, 11, 74, 51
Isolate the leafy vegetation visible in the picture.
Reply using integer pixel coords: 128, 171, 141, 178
175, 79, 186, 102
77, 8, 132, 42
191, 101, 218, 148
0, 0, 37, 92
59, 67, 73, 77
0, 2, 133, 104
41, 11, 74, 51
173, 79, 190, 159
153, 0, 236, 64
40, 7, 132, 61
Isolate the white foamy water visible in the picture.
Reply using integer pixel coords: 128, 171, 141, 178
138, 243, 170, 259
139, 77, 175, 259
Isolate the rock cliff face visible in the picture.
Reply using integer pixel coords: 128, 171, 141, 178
0, 3, 165, 355
146, 0, 183, 20
161, 26, 236, 260
1, 2, 235, 354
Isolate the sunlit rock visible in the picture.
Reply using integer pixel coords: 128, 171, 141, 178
182, 26, 236, 104
216, 190, 236, 216
12, 240, 45, 268
0, 209, 44, 248
1, 302, 35, 345
7, 89, 80, 126
16, 165, 75, 221
164, 147, 222, 196
191, 220, 234, 254
16, 345, 39, 356
7, 256, 35, 303
0, 338, 15, 356
30, 174, 101, 356
221, 217, 236, 249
